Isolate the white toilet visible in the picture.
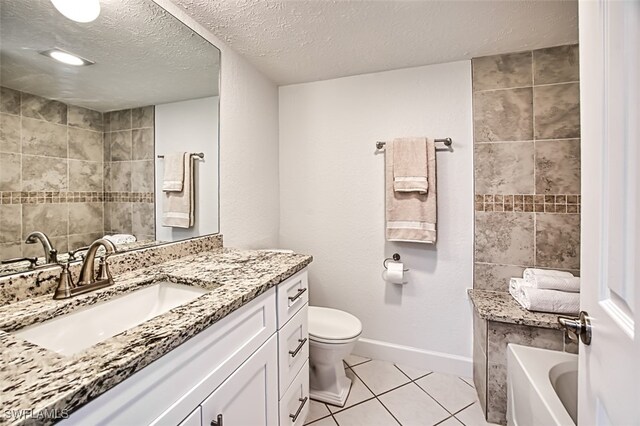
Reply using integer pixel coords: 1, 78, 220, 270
308, 306, 362, 406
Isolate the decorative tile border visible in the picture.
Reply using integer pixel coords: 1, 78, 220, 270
475, 194, 580, 213
0, 191, 154, 204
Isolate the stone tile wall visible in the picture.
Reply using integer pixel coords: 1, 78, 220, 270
472, 45, 581, 291
103, 107, 155, 241
0, 86, 156, 259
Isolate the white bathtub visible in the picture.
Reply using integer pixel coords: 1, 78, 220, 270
507, 344, 578, 426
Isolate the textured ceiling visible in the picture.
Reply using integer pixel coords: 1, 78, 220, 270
172, 0, 578, 85
0, 0, 220, 112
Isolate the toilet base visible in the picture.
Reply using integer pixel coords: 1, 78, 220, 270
310, 375, 352, 406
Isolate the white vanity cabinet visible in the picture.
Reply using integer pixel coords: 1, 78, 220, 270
61, 268, 310, 426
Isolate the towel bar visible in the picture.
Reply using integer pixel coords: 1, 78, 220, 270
157, 152, 205, 159
376, 138, 452, 150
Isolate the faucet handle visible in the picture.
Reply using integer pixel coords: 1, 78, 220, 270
53, 263, 75, 300
68, 246, 89, 261
96, 257, 113, 283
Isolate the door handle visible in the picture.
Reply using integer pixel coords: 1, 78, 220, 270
558, 311, 592, 345
289, 397, 308, 422
288, 287, 307, 302
210, 414, 223, 426
289, 338, 308, 358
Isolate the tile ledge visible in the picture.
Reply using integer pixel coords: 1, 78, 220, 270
468, 289, 562, 330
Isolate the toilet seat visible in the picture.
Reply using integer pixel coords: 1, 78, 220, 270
309, 306, 362, 344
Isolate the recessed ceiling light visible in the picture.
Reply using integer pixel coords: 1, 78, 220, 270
40, 49, 95, 67
51, 0, 100, 23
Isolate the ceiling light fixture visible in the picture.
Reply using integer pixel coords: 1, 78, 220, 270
40, 49, 95, 67
50, 0, 101, 23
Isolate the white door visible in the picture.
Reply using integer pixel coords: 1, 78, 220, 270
579, 0, 639, 424
201, 335, 279, 426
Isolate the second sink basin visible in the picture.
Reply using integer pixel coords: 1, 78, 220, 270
14, 282, 208, 356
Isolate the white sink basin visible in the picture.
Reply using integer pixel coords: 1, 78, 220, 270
14, 282, 207, 356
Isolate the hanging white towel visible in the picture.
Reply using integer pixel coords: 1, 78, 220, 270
162, 153, 195, 228
162, 152, 186, 192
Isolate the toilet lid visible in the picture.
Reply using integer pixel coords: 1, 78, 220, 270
308, 306, 362, 341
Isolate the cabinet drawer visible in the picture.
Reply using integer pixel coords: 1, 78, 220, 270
278, 304, 308, 398
279, 359, 309, 426
179, 407, 201, 426
277, 270, 308, 328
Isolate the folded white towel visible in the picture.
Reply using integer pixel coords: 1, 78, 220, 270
510, 278, 580, 315
392, 137, 429, 194
523, 268, 573, 282
531, 275, 580, 292
162, 152, 186, 192
103, 234, 137, 245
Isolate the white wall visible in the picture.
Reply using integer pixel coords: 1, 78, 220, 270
158, 0, 280, 249
279, 62, 474, 375
155, 96, 219, 242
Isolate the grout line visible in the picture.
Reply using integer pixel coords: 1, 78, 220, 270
473, 80, 579, 94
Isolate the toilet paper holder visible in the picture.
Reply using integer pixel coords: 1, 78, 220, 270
383, 253, 409, 272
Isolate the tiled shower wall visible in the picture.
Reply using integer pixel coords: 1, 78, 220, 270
0, 86, 155, 259
472, 45, 581, 290
0, 87, 105, 258
103, 107, 155, 241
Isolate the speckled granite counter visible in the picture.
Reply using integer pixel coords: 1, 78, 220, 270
468, 289, 561, 330
0, 248, 312, 425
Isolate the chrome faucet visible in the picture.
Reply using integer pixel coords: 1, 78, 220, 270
53, 238, 117, 300
25, 231, 57, 264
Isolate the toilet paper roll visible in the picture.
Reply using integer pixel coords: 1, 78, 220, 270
382, 261, 406, 284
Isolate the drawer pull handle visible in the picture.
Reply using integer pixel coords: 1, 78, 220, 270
289, 338, 308, 357
289, 397, 308, 422
288, 287, 307, 302
210, 414, 223, 426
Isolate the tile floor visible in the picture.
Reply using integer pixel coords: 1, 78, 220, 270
304, 355, 500, 426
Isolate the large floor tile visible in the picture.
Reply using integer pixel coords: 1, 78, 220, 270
455, 402, 501, 426
395, 363, 432, 380
327, 368, 375, 413
378, 383, 450, 426
416, 373, 477, 414
305, 400, 332, 425
308, 416, 338, 426
351, 360, 411, 395
344, 354, 371, 367
333, 399, 399, 426
438, 416, 464, 426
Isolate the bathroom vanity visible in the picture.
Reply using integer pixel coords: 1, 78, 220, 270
0, 235, 312, 426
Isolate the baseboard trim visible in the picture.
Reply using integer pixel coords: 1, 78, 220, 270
353, 338, 472, 378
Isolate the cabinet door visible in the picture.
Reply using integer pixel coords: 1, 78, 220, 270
179, 407, 201, 426
201, 334, 279, 426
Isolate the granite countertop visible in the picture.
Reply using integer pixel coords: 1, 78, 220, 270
468, 289, 562, 330
0, 248, 312, 425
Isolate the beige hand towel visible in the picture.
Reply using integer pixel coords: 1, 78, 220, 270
386, 138, 436, 243
162, 152, 186, 192
392, 137, 429, 194
162, 153, 194, 228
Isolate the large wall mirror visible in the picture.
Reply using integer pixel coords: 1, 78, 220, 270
0, 0, 220, 276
